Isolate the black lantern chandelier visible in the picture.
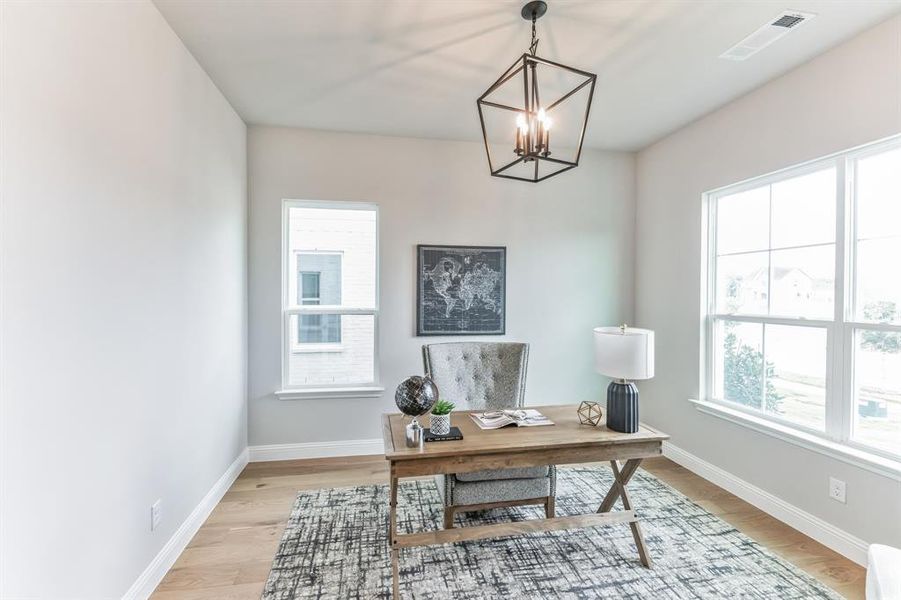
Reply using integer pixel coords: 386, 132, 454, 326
477, 1, 597, 182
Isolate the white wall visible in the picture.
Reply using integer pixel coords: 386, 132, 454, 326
0, 2, 247, 598
248, 126, 635, 446
635, 15, 901, 549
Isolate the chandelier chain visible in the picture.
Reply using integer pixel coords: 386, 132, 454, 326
529, 13, 539, 55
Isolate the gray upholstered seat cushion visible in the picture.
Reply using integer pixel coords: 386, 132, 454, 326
455, 466, 549, 482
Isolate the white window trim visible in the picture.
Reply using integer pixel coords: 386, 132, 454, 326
275, 386, 385, 401
699, 134, 901, 470
278, 199, 381, 400
689, 398, 901, 480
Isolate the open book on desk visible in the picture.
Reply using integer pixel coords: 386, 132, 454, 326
470, 409, 554, 430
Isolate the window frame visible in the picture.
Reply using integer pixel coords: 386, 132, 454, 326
278, 199, 382, 399
700, 135, 901, 470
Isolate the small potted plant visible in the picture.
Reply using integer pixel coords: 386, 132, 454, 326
429, 400, 455, 435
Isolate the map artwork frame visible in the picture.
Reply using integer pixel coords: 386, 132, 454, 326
417, 245, 506, 336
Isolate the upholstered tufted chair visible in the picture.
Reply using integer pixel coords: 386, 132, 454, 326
422, 342, 557, 528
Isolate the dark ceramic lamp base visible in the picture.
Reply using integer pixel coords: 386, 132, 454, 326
606, 380, 639, 433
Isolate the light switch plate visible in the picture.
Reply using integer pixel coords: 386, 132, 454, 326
151, 499, 162, 530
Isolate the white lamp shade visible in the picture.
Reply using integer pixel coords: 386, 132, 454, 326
593, 326, 655, 380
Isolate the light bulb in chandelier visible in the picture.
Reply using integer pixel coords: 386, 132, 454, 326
514, 113, 529, 155
536, 108, 550, 157
514, 108, 551, 158
542, 116, 552, 155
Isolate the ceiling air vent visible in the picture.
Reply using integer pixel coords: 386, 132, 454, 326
772, 14, 805, 28
720, 10, 816, 61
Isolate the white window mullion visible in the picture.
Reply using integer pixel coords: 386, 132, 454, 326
285, 306, 376, 316
282, 311, 291, 389
760, 323, 768, 409
826, 158, 849, 442
761, 183, 773, 410
841, 323, 855, 444
710, 314, 832, 327
706, 196, 718, 402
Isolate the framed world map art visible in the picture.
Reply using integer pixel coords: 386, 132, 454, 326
417, 245, 506, 336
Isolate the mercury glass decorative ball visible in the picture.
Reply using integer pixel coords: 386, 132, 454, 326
394, 375, 439, 417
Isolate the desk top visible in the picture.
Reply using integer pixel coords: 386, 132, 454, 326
382, 404, 668, 461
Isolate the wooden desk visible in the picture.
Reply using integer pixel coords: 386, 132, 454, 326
381, 404, 669, 599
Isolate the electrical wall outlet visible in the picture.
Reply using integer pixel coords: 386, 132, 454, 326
828, 477, 846, 504
151, 499, 162, 531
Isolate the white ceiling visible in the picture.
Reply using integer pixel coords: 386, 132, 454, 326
154, 0, 901, 151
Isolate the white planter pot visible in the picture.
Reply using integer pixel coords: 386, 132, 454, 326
430, 413, 451, 435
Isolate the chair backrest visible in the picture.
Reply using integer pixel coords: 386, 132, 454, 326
422, 342, 529, 410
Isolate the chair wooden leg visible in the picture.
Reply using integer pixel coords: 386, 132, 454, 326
545, 496, 555, 518
443, 506, 455, 529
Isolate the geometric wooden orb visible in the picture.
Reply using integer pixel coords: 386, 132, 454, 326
577, 400, 603, 426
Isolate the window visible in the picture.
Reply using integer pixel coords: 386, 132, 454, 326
282, 201, 378, 393
296, 254, 342, 346
703, 136, 901, 462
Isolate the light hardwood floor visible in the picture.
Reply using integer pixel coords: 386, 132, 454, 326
150, 456, 865, 599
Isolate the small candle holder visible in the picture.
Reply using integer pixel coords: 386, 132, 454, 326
405, 417, 424, 448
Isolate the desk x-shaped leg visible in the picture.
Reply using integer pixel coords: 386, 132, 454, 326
597, 458, 652, 567
598, 458, 651, 567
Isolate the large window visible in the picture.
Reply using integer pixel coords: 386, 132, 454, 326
282, 201, 378, 392
703, 136, 901, 462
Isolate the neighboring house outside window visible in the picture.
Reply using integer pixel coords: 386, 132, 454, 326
296, 253, 342, 346
701, 136, 901, 468
280, 200, 379, 396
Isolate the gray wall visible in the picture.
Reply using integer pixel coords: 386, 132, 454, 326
635, 15, 901, 548
0, 2, 247, 597
248, 126, 635, 445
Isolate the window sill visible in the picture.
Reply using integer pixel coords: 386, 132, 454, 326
690, 398, 901, 480
275, 386, 385, 401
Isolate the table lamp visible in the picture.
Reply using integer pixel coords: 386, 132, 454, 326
593, 325, 655, 433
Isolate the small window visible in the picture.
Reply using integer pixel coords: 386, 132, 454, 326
704, 136, 901, 460
283, 201, 378, 389
296, 255, 343, 345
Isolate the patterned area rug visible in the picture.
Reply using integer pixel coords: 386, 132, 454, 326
262, 467, 842, 599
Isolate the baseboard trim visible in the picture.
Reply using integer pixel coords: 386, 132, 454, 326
248, 438, 384, 462
663, 441, 868, 566
122, 448, 250, 600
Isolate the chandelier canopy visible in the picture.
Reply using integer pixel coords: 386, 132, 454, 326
477, 1, 597, 183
